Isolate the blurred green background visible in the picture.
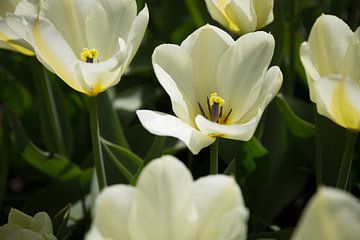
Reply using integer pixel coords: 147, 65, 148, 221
0, 0, 359, 239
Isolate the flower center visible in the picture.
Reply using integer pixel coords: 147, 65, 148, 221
198, 92, 232, 124
80, 48, 99, 63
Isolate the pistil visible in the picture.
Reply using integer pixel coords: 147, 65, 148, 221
198, 92, 232, 124
81, 48, 99, 63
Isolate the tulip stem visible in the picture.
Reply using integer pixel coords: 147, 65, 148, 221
210, 139, 218, 174
32, 60, 66, 155
314, 111, 323, 186
89, 96, 107, 190
336, 130, 358, 190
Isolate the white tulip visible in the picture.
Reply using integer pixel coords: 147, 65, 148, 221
0, 208, 56, 240
204, 0, 274, 34
86, 155, 248, 240
300, 14, 360, 130
292, 187, 360, 240
0, 0, 40, 55
137, 25, 282, 154
6, 0, 149, 96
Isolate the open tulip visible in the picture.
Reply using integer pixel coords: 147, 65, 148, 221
291, 187, 360, 240
204, 0, 274, 35
137, 25, 282, 154
6, 0, 149, 96
86, 155, 248, 240
0, 0, 39, 55
0, 208, 56, 240
300, 14, 360, 130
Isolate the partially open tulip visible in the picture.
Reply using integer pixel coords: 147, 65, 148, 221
300, 14, 360, 130
7, 0, 149, 96
0, 0, 39, 55
291, 187, 360, 240
137, 25, 282, 154
86, 155, 248, 240
0, 208, 56, 240
204, 0, 274, 34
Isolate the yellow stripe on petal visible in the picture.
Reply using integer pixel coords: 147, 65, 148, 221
331, 81, 360, 130
0, 32, 34, 56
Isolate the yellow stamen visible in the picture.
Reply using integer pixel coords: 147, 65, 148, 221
80, 48, 99, 62
209, 92, 225, 106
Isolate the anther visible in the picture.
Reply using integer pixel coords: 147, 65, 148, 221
81, 48, 99, 63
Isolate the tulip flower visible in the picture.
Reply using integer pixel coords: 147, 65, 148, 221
0, 208, 57, 240
300, 14, 360, 130
86, 155, 248, 240
0, 0, 38, 55
291, 187, 360, 240
6, 0, 149, 96
137, 25, 282, 154
204, 0, 274, 35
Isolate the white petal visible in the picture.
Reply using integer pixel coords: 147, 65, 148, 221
122, 4, 149, 72
85, 0, 137, 59
152, 44, 197, 123
195, 112, 261, 141
341, 27, 360, 82
29, 212, 53, 234
180, 25, 233, 110
0, 18, 33, 55
291, 187, 360, 240
252, 0, 274, 28
225, 0, 256, 33
217, 31, 275, 122
136, 110, 215, 154
31, 18, 86, 93
128, 156, 197, 240
75, 38, 128, 95
40, 0, 96, 56
238, 66, 282, 124
194, 175, 248, 240
300, 41, 321, 102
204, 0, 231, 31
87, 185, 135, 240
314, 75, 360, 130
308, 14, 353, 76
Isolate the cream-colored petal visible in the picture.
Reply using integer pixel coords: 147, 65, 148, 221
75, 38, 128, 96
0, 0, 19, 17
85, 0, 137, 59
314, 74, 360, 130
180, 25, 233, 111
122, 5, 149, 72
225, 0, 256, 34
341, 27, 360, 82
237, 66, 282, 124
204, 0, 231, 31
152, 44, 197, 124
308, 14, 353, 76
252, 0, 274, 28
291, 187, 360, 240
29, 212, 53, 235
136, 110, 215, 154
217, 31, 275, 122
40, 0, 95, 55
0, 18, 33, 55
194, 175, 248, 240
195, 112, 261, 140
31, 18, 86, 93
87, 185, 135, 240
299, 41, 321, 102
128, 156, 197, 240
14, 0, 41, 16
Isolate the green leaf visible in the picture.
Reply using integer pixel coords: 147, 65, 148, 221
52, 204, 71, 239
7, 110, 84, 181
275, 95, 315, 138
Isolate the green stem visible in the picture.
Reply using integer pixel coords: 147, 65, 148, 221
144, 136, 166, 163
210, 139, 218, 174
336, 130, 358, 190
32, 60, 66, 155
314, 110, 323, 186
89, 96, 107, 190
